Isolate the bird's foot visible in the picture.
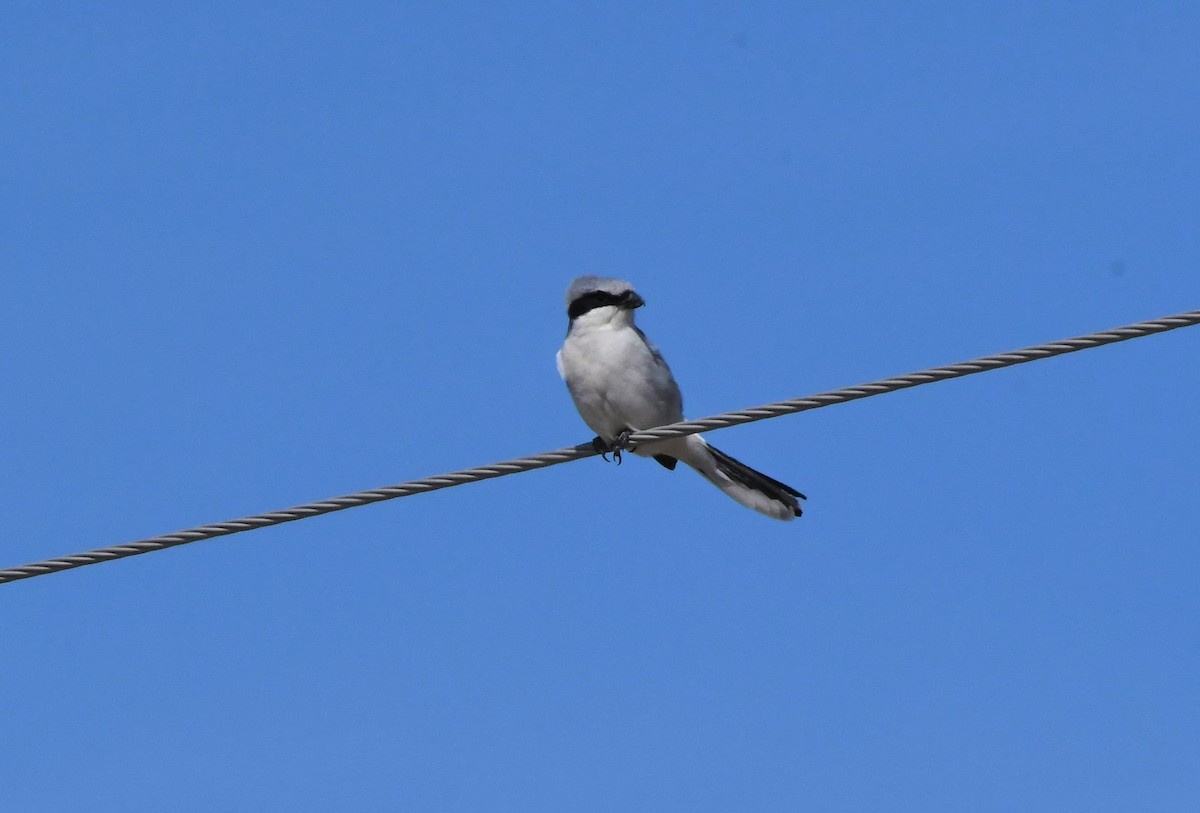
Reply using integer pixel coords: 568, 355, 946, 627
592, 429, 635, 465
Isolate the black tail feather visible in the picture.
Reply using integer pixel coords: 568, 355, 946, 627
706, 444, 806, 517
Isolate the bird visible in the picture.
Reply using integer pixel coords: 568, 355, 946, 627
556, 276, 805, 521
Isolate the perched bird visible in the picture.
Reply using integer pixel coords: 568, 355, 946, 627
556, 276, 805, 520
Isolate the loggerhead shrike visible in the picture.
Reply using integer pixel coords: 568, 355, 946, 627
556, 276, 805, 521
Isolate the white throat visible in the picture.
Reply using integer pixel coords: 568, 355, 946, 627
571, 305, 636, 333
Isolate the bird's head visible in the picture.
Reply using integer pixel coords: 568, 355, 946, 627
564, 276, 645, 328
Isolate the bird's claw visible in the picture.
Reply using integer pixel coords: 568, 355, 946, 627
592, 436, 614, 463
592, 430, 635, 465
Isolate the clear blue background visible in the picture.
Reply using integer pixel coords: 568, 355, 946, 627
2, 3, 1197, 810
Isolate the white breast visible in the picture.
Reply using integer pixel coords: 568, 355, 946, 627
558, 313, 684, 441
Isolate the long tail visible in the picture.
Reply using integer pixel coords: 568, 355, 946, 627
676, 435, 805, 521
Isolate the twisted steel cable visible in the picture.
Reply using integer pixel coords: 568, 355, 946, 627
2, 308, 1197, 586
627, 309, 1200, 443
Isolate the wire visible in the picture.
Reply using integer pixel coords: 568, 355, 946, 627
2, 308, 1197, 586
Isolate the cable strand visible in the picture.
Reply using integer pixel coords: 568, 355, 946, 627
2, 308, 1197, 586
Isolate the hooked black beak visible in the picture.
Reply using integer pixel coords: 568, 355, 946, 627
623, 291, 645, 309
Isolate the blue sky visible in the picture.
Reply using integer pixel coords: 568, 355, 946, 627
2, 3, 1198, 810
